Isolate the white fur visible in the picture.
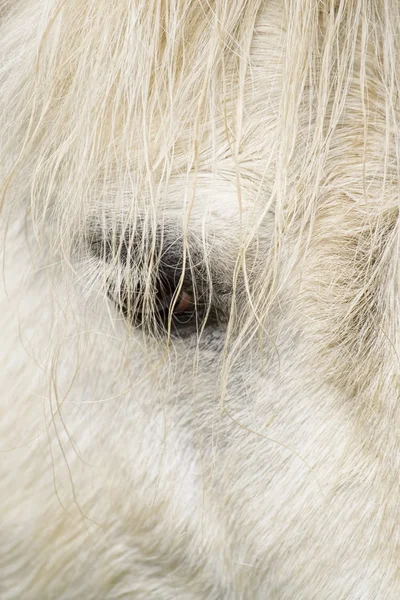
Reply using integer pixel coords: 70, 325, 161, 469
1, 0, 400, 597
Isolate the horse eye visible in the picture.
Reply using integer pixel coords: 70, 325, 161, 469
171, 291, 194, 315
154, 280, 198, 330
89, 228, 223, 336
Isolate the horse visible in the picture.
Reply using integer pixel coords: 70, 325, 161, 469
1, 0, 400, 597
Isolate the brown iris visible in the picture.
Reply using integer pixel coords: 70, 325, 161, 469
172, 291, 194, 315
